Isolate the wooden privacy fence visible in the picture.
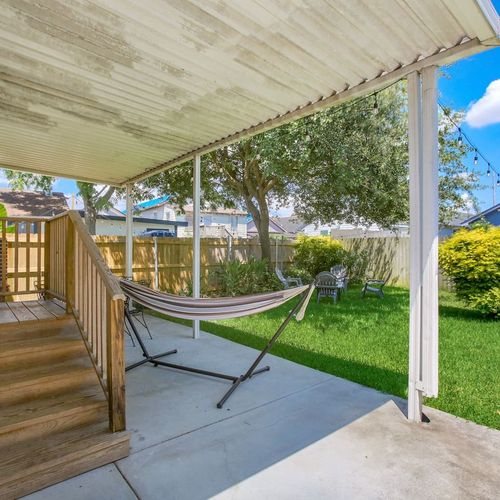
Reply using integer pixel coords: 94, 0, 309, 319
340, 236, 453, 290
94, 236, 296, 293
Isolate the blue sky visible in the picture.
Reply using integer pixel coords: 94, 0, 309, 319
440, 46, 500, 210
2, 15, 500, 213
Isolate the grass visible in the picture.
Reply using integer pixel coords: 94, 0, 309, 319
153, 286, 499, 430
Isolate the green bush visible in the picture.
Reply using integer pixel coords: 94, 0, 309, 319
209, 258, 282, 296
293, 235, 346, 280
439, 225, 500, 317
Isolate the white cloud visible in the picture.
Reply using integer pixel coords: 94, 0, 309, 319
465, 79, 500, 128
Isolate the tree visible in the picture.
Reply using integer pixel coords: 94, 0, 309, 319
148, 83, 477, 261
3, 171, 54, 195
76, 182, 117, 235
290, 85, 477, 228
145, 132, 293, 262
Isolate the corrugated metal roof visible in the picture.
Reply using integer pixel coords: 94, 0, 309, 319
0, 0, 498, 185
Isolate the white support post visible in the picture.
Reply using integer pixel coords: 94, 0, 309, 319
421, 66, 439, 399
153, 236, 159, 290
125, 183, 133, 280
407, 67, 439, 423
192, 154, 201, 339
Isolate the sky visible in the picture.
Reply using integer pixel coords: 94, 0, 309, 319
1, 11, 500, 215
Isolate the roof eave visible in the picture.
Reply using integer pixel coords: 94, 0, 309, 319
123, 37, 492, 186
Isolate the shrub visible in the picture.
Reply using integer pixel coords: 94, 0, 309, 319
439, 225, 500, 317
209, 258, 282, 296
293, 235, 346, 280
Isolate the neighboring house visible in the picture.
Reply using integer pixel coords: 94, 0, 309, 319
0, 188, 68, 217
132, 195, 176, 221
247, 217, 289, 238
275, 216, 308, 236
460, 203, 500, 228
0, 189, 68, 232
275, 215, 409, 238
134, 197, 248, 238
439, 212, 475, 238
79, 208, 187, 236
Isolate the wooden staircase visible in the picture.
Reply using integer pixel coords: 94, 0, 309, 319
0, 315, 130, 499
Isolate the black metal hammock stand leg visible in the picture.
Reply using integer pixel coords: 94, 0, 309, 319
124, 288, 310, 409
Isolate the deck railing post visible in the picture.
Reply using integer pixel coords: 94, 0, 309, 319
65, 215, 75, 313
106, 296, 126, 432
44, 220, 52, 300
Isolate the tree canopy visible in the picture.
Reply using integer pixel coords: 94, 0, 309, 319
148, 82, 477, 260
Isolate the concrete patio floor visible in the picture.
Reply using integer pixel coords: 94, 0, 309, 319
26, 315, 500, 499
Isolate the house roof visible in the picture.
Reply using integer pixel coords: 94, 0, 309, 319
0, 189, 68, 217
275, 216, 308, 235
461, 203, 500, 225
134, 196, 247, 216
78, 210, 187, 227
247, 217, 289, 234
134, 196, 171, 211
0, 1, 497, 186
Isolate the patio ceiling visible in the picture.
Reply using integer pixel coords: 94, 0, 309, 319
0, 0, 498, 186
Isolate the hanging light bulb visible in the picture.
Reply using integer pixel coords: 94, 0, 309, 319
457, 128, 463, 146
487, 163, 491, 176
473, 149, 478, 165
497, 176, 500, 187
373, 93, 378, 114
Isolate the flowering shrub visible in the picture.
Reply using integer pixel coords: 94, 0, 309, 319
439, 225, 500, 317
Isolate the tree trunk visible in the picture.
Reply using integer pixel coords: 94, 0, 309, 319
82, 199, 97, 235
244, 195, 272, 264
256, 209, 271, 263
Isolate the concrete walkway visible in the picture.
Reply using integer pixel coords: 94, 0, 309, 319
26, 316, 500, 499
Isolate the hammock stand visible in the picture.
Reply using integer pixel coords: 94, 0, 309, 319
122, 281, 315, 408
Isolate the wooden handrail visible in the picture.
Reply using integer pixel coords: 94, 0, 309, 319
67, 211, 125, 300
44, 210, 126, 432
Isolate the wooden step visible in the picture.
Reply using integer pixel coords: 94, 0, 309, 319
0, 314, 130, 498
0, 361, 99, 405
0, 388, 107, 447
0, 422, 130, 499
0, 336, 86, 370
0, 316, 75, 341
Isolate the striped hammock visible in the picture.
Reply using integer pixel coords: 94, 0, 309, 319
119, 279, 315, 321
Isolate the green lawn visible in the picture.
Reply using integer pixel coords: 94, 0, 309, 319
155, 286, 499, 430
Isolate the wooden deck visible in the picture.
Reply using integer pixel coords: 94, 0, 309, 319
0, 300, 67, 325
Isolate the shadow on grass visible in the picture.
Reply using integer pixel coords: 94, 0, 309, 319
438, 303, 495, 322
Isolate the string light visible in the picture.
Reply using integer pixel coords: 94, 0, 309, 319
373, 93, 379, 114
438, 102, 499, 181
